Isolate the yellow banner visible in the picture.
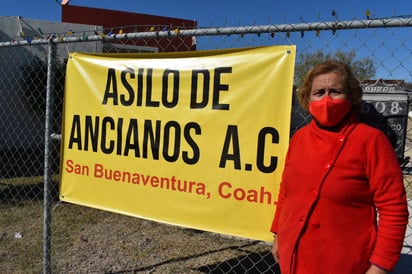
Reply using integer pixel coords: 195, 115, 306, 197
60, 46, 296, 241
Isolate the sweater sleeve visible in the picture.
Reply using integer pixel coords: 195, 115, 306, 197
270, 133, 297, 234
366, 129, 409, 271
270, 174, 286, 233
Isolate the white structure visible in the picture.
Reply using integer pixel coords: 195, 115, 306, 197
0, 16, 103, 150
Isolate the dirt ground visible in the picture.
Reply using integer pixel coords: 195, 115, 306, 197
50, 203, 277, 274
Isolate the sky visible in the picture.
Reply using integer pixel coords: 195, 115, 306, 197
1, 0, 411, 81
2, 0, 412, 27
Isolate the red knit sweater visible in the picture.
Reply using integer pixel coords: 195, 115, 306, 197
271, 114, 409, 274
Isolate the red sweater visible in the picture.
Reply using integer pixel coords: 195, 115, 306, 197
271, 114, 409, 274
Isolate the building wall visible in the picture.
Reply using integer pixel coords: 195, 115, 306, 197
0, 16, 103, 150
61, 5, 197, 52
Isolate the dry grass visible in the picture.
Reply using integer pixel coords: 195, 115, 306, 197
1, 170, 411, 273
50, 203, 273, 273
0, 177, 274, 273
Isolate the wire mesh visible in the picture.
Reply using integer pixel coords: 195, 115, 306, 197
0, 17, 411, 273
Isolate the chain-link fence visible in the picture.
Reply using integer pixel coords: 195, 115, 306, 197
0, 16, 411, 273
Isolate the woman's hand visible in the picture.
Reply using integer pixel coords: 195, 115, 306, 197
271, 236, 279, 263
365, 264, 387, 274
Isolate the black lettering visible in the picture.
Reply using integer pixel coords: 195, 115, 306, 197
136, 68, 144, 106
84, 115, 99, 152
102, 68, 118, 105
116, 118, 123, 155
163, 121, 181, 162
120, 68, 135, 106
68, 114, 82, 149
183, 122, 201, 164
145, 68, 159, 107
213, 67, 231, 110
101, 117, 116, 154
124, 119, 140, 157
190, 69, 210, 109
219, 125, 241, 169
143, 120, 161, 159
162, 69, 179, 108
257, 127, 279, 173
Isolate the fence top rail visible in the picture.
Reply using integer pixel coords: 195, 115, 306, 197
0, 16, 411, 48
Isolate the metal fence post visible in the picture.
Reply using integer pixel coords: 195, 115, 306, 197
43, 39, 56, 274
0, 16, 410, 273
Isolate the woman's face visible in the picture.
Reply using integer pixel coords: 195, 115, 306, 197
309, 72, 347, 102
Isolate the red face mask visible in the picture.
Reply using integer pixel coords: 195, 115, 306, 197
308, 96, 352, 127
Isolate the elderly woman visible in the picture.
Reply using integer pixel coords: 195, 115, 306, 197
271, 60, 409, 274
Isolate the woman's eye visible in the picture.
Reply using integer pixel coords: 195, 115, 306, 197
330, 89, 343, 94
313, 90, 325, 96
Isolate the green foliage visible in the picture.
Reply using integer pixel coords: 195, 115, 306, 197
403, 82, 412, 90
294, 49, 376, 88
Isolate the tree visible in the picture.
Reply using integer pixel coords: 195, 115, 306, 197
403, 81, 412, 90
294, 49, 376, 88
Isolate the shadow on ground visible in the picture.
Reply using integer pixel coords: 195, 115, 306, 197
105, 241, 279, 274
196, 250, 279, 274
0, 180, 59, 204
195, 249, 412, 274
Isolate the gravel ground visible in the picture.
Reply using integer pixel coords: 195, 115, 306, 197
50, 203, 277, 274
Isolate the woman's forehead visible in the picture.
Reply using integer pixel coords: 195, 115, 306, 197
312, 73, 344, 87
